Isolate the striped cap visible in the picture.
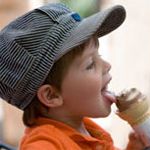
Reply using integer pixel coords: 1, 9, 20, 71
0, 3, 126, 110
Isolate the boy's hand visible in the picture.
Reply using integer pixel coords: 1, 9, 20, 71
126, 132, 146, 150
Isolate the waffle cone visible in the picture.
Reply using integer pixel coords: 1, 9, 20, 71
117, 98, 150, 126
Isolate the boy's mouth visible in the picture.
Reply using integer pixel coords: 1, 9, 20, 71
101, 78, 116, 103
101, 87, 116, 103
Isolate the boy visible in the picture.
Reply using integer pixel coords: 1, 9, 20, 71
0, 3, 146, 150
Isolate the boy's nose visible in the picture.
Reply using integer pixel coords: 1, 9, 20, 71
103, 60, 111, 74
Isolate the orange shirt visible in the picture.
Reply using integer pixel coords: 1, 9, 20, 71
20, 117, 119, 150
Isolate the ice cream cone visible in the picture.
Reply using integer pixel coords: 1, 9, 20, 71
116, 88, 150, 146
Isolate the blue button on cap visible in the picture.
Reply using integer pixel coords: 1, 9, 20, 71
71, 13, 82, 21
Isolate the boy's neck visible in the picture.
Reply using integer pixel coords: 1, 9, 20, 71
62, 117, 91, 137
46, 115, 91, 137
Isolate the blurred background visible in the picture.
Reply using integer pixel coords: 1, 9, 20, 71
0, 0, 150, 149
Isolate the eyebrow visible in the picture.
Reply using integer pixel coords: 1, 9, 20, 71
83, 37, 100, 59
75, 37, 100, 67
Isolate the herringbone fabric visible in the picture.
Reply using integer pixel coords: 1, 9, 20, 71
0, 3, 126, 110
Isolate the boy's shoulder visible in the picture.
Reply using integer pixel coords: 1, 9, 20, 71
20, 117, 82, 150
20, 117, 114, 150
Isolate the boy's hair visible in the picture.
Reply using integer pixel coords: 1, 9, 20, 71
23, 40, 87, 127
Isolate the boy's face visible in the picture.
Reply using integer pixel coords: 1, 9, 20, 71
60, 36, 116, 118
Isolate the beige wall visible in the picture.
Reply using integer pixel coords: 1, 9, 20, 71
95, 0, 150, 149
102, 0, 150, 96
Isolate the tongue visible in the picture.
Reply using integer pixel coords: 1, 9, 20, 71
102, 91, 116, 103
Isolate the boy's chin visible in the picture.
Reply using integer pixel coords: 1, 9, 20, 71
88, 111, 111, 118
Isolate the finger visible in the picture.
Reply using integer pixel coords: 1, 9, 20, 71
129, 132, 140, 140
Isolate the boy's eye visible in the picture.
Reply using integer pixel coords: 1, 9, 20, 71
86, 61, 96, 70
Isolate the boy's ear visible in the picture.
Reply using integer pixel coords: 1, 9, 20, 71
37, 84, 63, 108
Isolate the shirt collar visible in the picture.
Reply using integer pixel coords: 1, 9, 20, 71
33, 117, 113, 143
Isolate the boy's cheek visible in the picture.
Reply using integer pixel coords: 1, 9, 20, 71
61, 71, 102, 99
72, 78, 101, 99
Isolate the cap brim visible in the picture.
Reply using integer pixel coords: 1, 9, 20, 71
56, 5, 126, 61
